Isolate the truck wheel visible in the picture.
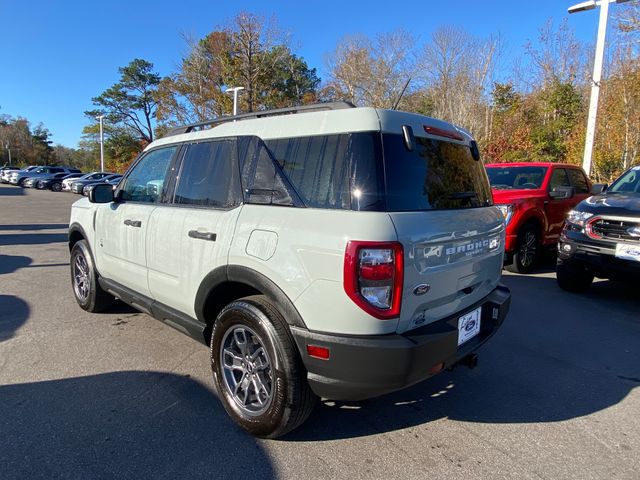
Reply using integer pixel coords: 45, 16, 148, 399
556, 259, 594, 293
210, 295, 317, 439
506, 224, 539, 274
70, 240, 114, 312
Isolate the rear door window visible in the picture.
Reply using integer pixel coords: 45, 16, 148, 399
383, 134, 492, 211
173, 140, 241, 208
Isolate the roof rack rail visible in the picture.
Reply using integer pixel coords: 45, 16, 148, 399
163, 101, 356, 138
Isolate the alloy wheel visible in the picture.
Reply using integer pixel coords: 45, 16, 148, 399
73, 253, 90, 302
220, 325, 273, 416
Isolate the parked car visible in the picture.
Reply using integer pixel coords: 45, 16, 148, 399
71, 173, 119, 194
22, 177, 41, 188
82, 175, 123, 196
0, 166, 20, 183
4, 165, 38, 184
557, 166, 640, 291
38, 173, 84, 191
486, 162, 592, 273
63, 172, 112, 192
69, 103, 511, 438
11, 166, 81, 186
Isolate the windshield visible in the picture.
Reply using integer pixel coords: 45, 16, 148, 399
486, 166, 547, 190
609, 167, 640, 194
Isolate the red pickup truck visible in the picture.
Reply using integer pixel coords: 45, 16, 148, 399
486, 162, 592, 273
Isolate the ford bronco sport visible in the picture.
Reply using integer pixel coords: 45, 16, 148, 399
69, 103, 511, 438
557, 166, 640, 291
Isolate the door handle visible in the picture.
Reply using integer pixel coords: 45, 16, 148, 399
124, 219, 142, 228
188, 230, 217, 241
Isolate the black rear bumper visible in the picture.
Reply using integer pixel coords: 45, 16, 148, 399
291, 284, 510, 401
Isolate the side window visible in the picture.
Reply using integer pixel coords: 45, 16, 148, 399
265, 135, 351, 209
568, 169, 589, 194
549, 168, 570, 189
174, 140, 241, 208
120, 146, 177, 203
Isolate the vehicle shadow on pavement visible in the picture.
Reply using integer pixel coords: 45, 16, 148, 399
0, 223, 69, 231
0, 295, 29, 342
0, 371, 275, 480
0, 187, 25, 196
0, 232, 68, 246
0, 254, 32, 274
287, 275, 640, 441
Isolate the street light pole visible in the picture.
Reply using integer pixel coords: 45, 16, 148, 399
96, 115, 105, 172
568, 0, 633, 176
226, 87, 245, 116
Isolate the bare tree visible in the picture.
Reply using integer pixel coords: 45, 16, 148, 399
418, 26, 501, 143
323, 30, 418, 108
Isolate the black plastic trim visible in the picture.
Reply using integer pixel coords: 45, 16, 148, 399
68, 222, 90, 251
290, 284, 511, 401
193, 265, 307, 329
99, 277, 208, 345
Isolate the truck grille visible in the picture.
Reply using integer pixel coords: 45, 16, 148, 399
590, 218, 640, 242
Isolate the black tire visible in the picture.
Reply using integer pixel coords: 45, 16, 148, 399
36, 181, 43, 189
556, 259, 594, 293
51, 182, 62, 192
210, 295, 317, 439
18, 178, 27, 187
506, 224, 540, 274
70, 240, 114, 312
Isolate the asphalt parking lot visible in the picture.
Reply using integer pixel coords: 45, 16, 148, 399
1, 183, 638, 480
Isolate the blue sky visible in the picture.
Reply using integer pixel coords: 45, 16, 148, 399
0, 0, 619, 148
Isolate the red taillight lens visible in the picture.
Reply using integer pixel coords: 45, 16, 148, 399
344, 241, 403, 319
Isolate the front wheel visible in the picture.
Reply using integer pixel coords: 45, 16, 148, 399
210, 295, 317, 438
556, 259, 594, 293
70, 240, 114, 312
506, 224, 540, 274
51, 182, 62, 192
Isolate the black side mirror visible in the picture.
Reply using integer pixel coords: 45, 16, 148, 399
549, 186, 575, 199
590, 183, 607, 194
89, 183, 115, 203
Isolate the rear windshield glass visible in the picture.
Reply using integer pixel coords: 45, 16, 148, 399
383, 134, 492, 211
486, 166, 547, 190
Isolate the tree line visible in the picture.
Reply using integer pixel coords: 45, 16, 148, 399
3, 8, 639, 181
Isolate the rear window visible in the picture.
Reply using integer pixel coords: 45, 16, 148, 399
486, 166, 547, 190
383, 134, 492, 211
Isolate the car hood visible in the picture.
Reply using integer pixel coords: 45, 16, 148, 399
491, 188, 545, 204
578, 193, 640, 217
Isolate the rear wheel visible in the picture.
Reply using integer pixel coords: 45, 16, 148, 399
506, 224, 540, 274
210, 295, 317, 438
556, 259, 594, 293
70, 240, 114, 312
51, 182, 62, 192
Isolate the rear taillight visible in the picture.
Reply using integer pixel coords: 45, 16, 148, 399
343, 241, 403, 319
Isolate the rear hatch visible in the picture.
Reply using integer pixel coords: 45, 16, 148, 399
380, 132, 504, 334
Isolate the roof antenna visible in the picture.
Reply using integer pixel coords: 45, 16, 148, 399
392, 78, 411, 110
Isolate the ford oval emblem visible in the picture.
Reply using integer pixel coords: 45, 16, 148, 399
465, 320, 477, 332
413, 284, 431, 296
